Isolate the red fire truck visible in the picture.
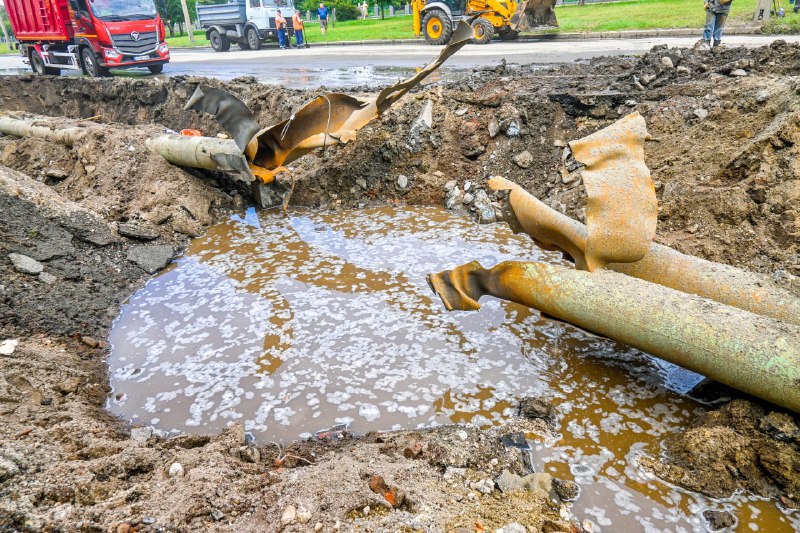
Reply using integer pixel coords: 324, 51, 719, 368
4, 0, 170, 77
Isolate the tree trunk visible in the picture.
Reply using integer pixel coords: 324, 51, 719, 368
180, 0, 195, 44
167, 22, 175, 38
178, 21, 184, 36
0, 11, 11, 47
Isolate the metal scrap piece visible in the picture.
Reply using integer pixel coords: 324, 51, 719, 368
186, 21, 473, 184
569, 112, 657, 271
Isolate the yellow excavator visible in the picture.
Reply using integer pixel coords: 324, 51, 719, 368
412, 0, 557, 44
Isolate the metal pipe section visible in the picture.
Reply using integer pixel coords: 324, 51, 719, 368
0, 116, 86, 146
428, 260, 800, 414
145, 134, 254, 179
491, 177, 800, 326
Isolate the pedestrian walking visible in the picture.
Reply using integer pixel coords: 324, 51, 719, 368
702, 0, 733, 48
293, 9, 307, 48
276, 9, 288, 49
318, 3, 329, 35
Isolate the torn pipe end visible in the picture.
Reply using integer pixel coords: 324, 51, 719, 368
427, 260, 486, 312
183, 85, 205, 111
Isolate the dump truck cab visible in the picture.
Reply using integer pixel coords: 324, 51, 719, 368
5, 0, 169, 77
197, 0, 296, 52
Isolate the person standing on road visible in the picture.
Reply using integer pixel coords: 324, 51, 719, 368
293, 10, 307, 48
318, 3, 329, 35
276, 9, 288, 49
702, 0, 733, 48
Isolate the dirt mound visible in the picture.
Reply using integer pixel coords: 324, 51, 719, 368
641, 399, 800, 507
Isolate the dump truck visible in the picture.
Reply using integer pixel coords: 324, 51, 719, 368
196, 0, 296, 52
4, 0, 170, 77
411, 0, 557, 44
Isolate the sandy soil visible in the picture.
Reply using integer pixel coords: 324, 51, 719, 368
0, 41, 799, 531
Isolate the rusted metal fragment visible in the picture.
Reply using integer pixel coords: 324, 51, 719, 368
568, 112, 657, 271
186, 22, 473, 184
489, 176, 800, 326
427, 260, 800, 414
183, 86, 261, 152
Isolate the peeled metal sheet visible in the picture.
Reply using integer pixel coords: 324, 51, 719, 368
569, 112, 657, 272
185, 21, 473, 184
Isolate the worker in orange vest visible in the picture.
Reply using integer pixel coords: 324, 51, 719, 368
293, 10, 307, 48
276, 10, 288, 49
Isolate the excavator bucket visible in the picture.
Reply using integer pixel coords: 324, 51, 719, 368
509, 0, 558, 32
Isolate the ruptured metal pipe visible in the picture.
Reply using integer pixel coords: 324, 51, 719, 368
0, 116, 86, 146
491, 177, 800, 326
144, 135, 254, 179
428, 260, 800, 414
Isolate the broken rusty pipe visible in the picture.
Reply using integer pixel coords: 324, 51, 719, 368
0, 115, 86, 146
492, 176, 800, 326
428, 260, 800, 414
144, 135, 255, 181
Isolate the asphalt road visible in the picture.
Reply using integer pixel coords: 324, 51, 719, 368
1, 35, 797, 89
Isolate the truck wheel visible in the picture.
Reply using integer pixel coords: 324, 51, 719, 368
238, 39, 251, 50
209, 29, 230, 52
422, 9, 453, 45
471, 18, 494, 45
246, 27, 261, 50
81, 47, 109, 77
147, 64, 164, 74
30, 50, 60, 76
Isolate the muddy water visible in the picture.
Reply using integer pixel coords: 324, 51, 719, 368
108, 206, 799, 532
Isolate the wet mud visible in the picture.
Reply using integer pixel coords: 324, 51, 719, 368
0, 41, 799, 531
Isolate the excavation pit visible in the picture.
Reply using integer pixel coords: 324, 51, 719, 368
107, 206, 798, 531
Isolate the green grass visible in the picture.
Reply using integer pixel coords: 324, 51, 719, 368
0, 43, 16, 55
165, 30, 208, 48
763, 12, 800, 34
164, 0, 776, 48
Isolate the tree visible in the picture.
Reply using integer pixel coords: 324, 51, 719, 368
0, 5, 12, 47
158, 0, 198, 37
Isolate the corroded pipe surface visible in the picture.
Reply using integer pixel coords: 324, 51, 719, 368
144, 135, 254, 180
489, 177, 800, 326
428, 260, 800, 413
0, 115, 86, 146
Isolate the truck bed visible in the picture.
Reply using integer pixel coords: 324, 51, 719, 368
5, 0, 73, 41
196, 0, 247, 27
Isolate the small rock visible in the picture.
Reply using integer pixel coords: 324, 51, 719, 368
455, 108, 468, 116
81, 336, 101, 348
525, 472, 553, 498
8, 253, 43, 275
362, 505, 370, 516
553, 139, 566, 148
116, 523, 132, 533
444, 180, 457, 192
660, 56, 674, 69
141, 517, 155, 525
128, 145, 136, 153
131, 426, 153, 442
296, 507, 312, 524
488, 119, 501, 138
471, 478, 495, 494
118, 222, 159, 241
518, 397, 558, 427
730, 69, 747, 77
687, 223, 700, 234
445, 188, 464, 210
495, 469, 525, 493
464, 181, 472, 192
211, 508, 224, 521
496, 524, 526, 533
127, 245, 175, 274
582, 519, 596, 533
513, 150, 533, 169
85, 165, 96, 174
45, 168, 69, 180
553, 478, 581, 501
505, 121, 521, 137
355, 178, 367, 190
168, 462, 184, 478
0, 339, 18, 356
640, 74, 656, 86
38, 272, 56, 284
756, 90, 769, 103
55, 376, 81, 395
281, 505, 297, 525
397, 174, 409, 189
693, 108, 709, 120
315, 523, 323, 531
457, 430, 469, 441
472, 189, 496, 223
702, 509, 737, 531
625, 99, 637, 107
676, 65, 690, 74
463, 193, 475, 204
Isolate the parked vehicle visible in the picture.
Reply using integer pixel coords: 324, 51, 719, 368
197, 0, 296, 52
4, 0, 170, 77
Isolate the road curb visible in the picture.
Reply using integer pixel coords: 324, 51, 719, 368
170, 26, 764, 50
